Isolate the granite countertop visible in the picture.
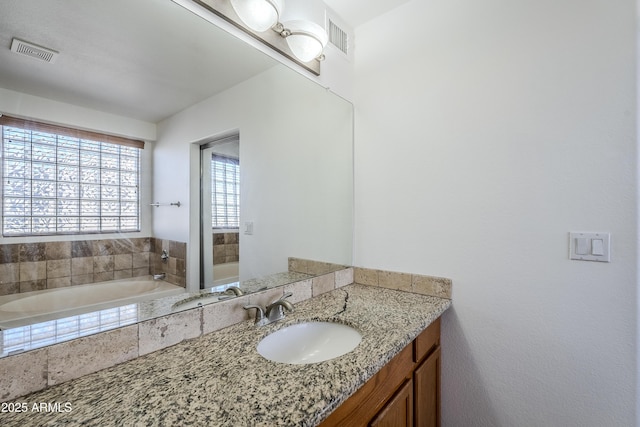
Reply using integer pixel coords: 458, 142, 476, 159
1, 284, 451, 427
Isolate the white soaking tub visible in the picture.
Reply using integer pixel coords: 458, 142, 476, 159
0, 277, 185, 329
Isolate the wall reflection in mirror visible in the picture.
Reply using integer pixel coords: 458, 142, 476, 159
0, 0, 353, 354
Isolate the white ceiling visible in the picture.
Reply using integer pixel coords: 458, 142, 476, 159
322, 0, 411, 28
0, 0, 277, 123
0, 0, 407, 124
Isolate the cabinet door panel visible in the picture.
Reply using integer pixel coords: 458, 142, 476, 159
414, 346, 441, 427
319, 345, 414, 427
415, 318, 440, 363
370, 379, 413, 427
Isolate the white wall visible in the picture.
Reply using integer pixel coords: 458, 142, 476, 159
0, 87, 156, 142
154, 65, 353, 290
353, 0, 637, 426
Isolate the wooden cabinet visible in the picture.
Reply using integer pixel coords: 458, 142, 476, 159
370, 379, 414, 427
319, 318, 441, 427
414, 347, 440, 427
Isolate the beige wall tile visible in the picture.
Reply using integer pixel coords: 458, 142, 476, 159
138, 309, 202, 356
19, 243, 46, 262
47, 259, 71, 279
288, 257, 309, 274
132, 267, 150, 277
71, 257, 93, 276
20, 261, 46, 281
283, 279, 313, 304
132, 252, 149, 269
0, 244, 20, 264
114, 269, 133, 280
379, 270, 412, 292
248, 287, 284, 309
47, 277, 71, 289
45, 241, 71, 260
0, 263, 19, 284
132, 237, 151, 253
412, 274, 452, 299
93, 271, 114, 282
168, 257, 177, 275
312, 273, 335, 297
93, 255, 114, 273
202, 295, 250, 335
71, 274, 93, 286
48, 325, 139, 386
354, 267, 378, 286
335, 268, 354, 288
0, 282, 19, 296
114, 254, 133, 271
71, 241, 93, 258
0, 348, 47, 402
19, 280, 46, 293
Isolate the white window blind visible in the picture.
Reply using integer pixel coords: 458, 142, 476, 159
211, 154, 239, 228
1, 122, 141, 236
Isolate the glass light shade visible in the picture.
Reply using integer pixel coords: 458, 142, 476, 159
230, 0, 284, 32
283, 20, 328, 62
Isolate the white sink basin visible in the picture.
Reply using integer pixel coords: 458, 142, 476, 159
257, 321, 362, 364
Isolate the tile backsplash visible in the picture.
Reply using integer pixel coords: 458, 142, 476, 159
212, 232, 239, 265
353, 266, 452, 299
0, 237, 187, 296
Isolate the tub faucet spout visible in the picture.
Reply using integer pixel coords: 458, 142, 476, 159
153, 273, 166, 280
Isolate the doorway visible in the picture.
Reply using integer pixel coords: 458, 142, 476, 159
200, 134, 240, 289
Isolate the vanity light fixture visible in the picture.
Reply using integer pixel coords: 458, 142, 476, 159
189, 0, 326, 75
229, 0, 283, 32
275, 20, 328, 62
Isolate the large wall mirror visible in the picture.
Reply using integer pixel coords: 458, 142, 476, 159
0, 0, 352, 352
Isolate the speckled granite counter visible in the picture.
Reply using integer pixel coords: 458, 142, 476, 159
1, 284, 450, 427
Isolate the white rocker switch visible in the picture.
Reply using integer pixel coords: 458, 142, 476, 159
569, 232, 611, 262
575, 238, 589, 255
591, 239, 605, 256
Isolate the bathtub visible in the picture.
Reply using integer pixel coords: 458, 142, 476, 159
0, 277, 185, 329
211, 262, 239, 287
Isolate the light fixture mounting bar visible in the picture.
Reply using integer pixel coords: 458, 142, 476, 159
190, 0, 321, 75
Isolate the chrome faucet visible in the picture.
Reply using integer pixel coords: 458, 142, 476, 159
266, 293, 294, 323
153, 273, 166, 280
243, 292, 294, 326
243, 304, 268, 326
223, 286, 244, 296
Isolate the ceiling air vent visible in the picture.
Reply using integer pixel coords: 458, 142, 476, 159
328, 19, 349, 56
10, 38, 59, 63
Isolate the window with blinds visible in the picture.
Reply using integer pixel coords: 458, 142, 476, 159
211, 154, 239, 228
1, 118, 142, 236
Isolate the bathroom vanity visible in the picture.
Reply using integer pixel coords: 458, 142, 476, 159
0, 282, 450, 426
319, 318, 441, 427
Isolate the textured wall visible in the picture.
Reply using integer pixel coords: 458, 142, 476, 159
353, 0, 638, 425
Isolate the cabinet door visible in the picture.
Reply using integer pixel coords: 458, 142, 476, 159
414, 346, 441, 427
369, 379, 413, 427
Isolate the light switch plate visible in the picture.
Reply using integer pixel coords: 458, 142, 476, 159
569, 232, 610, 262
244, 221, 254, 235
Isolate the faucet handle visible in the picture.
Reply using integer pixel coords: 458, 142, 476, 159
243, 305, 266, 325
265, 296, 294, 323
272, 292, 293, 304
